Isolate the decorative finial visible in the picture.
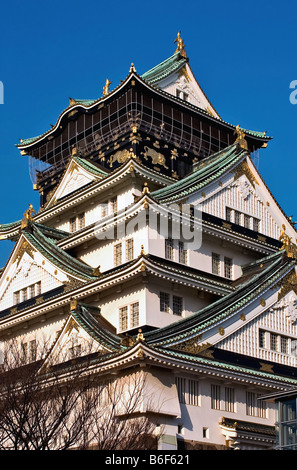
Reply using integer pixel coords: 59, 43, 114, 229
93, 265, 101, 276
130, 63, 136, 73
234, 125, 248, 150
142, 182, 150, 194
69, 97, 76, 106
174, 31, 187, 57
137, 329, 144, 341
140, 244, 145, 256
279, 224, 297, 258
103, 79, 111, 96
21, 204, 36, 229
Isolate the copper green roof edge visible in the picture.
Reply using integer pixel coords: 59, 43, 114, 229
141, 52, 188, 84
144, 251, 293, 346
152, 345, 297, 386
151, 143, 245, 201
73, 156, 108, 177
0, 220, 22, 231
220, 417, 275, 435
24, 224, 97, 281
72, 305, 124, 352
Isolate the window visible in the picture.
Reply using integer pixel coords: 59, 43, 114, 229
77, 212, 85, 230
173, 295, 183, 316
259, 329, 266, 348
212, 253, 220, 275
13, 291, 20, 304
225, 387, 235, 412
119, 306, 128, 332
119, 302, 139, 332
101, 203, 108, 218
281, 336, 289, 354
178, 241, 187, 264
69, 217, 77, 233
253, 218, 260, 232
36, 281, 41, 296
188, 379, 199, 406
271, 333, 278, 351
244, 214, 250, 229
234, 210, 241, 225
13, 282, 42, 305
114, 243, 122, 266
226, 207, 232, 222
160, 292, 170, 313
224, 257, 233, 279
126, 238, 134, 262
246, 391, 267, 418
211, 384, 221, 410
176, 377, 186, 404
165, 238, 174, 260
110, 197, 117, 213
130, 302, 139, 329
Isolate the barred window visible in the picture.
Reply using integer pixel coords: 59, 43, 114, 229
13, 291, 20, 304
226, 207, 232, 222
77, 212, 85, 230
178, 241, 187, 264
211, 384, 221, 410
36, 281, 41, 296
165, 238, 173, 260
271, 333, 278, 351
281, 336, 289, 354
126, 238, 134, 261
130, 302, 139, 329
253, 218, 260, 232
175, 377, 186, 404
160, 292, 170, 313
69, 217, 76, 233
259, 329, 266, 348
188, 379, 199, 406
173, 295, 183, 316
114, 243, 122, 266
246, 391, 267, 418
244, 214, 250, 229
234, 211, 241, 225
119, 306, 128, 332
224, 257, 233, 279
225, 387, 235, 412
110, 197, 117, 213
212, 253, 220, 275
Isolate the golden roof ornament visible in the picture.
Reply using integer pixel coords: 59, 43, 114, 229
21, 204, 36, 229
129, 63, 136, 73
103, 79, 111, 96
234, 124, 248, 150
279, 224, 297, 258
174, 31, 187, 58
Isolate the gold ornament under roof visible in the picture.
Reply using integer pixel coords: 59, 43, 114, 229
174, 31, 187, 57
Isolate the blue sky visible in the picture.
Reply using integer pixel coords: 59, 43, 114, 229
0, 0, 297, 265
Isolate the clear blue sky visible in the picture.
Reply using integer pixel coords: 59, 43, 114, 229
0, 0, 297, 265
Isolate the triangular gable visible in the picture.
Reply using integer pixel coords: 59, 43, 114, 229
0, 235, 67, 310
45, 154, 107, 207
187, 154, 297, 242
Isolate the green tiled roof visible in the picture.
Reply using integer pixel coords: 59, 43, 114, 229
152, 143, 247, 202
141, 52, 188, 85
24, 222, 97, 281
145, 250, 294, 347
71, 303, 124, 352
73, 156, 108, 177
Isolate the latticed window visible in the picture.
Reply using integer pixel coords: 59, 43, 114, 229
126, 238, 134, 261
259, 329, 266, 348
165, 238, 173, 260
130, 302, 139, 328
173, 296, 183, 316
234, 211, 241, 225
224, 257, 233, 279
110, 197, 117, 213
271, 333, 278, 351
160, 292, 170, 313
77, 212, 85, 230
281, 336, 289, 354
212, 253, 220, 275
114, 243, 122, 266
178, 241, 187, 264
69, 217, 76, 233
226, 207, 232, 222
119, 306, 128, 332
253, 217, 260, 232
244, 214, 250, 229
